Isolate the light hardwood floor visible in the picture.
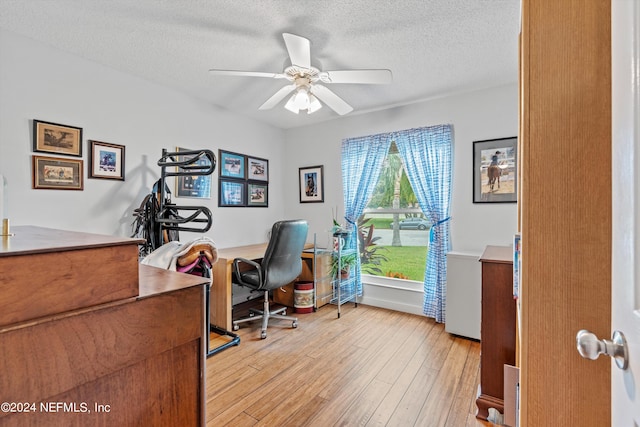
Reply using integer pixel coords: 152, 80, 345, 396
207, 303, 498, 427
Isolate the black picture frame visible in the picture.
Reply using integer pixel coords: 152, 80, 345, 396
247, 182, 268, 207
219, 179, 246, 207
473, 137, 518, 203
33, 119, 83, 157
219, 150, 246, 179
174, 146, 212, 198
88, 140, 125, 181
299, 165, 324, 203
218, 149, 269, 208
247, 156, 269, 182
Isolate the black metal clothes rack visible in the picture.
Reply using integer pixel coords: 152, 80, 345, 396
156, 148, 240, 358
156, 148, 215, 234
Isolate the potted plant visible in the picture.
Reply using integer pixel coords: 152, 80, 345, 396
331, 251, 358, 279
357, 216, 388, 275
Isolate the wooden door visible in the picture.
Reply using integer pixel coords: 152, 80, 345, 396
519, 1, 611, 425
611, 0, 640, 423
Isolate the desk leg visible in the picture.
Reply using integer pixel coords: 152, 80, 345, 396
211, 260, 233, 331
205, 280, 239, 358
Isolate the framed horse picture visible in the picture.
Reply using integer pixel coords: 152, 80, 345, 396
473, 137, 518, 203
299, 165, 324, 203
89, 140, 125, 181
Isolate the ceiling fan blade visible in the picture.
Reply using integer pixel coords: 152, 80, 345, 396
282, 33, 311, 69
319, 69, 393, 84
209, 69, 287, 79
258, 84, 297, 110
310, 85, 353, 115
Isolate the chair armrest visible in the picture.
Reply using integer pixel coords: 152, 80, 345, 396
232, 257, 263, 287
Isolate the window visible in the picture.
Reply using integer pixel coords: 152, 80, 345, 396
358, 142, 428, 282
341, 123, 451, 322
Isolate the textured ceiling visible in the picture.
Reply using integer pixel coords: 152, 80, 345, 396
0, 0, 520, 129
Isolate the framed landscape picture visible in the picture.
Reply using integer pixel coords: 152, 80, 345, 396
219, 150, 246, 179
33, 120, 83, 157
89, 140, 125, 180
299, 165, 324, 203
473, 137, 518, 203
32, 155, 84, 190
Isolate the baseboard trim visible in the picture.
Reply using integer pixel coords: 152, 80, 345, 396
359, 295, 424, 316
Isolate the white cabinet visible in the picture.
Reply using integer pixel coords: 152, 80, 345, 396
445, 251, 481, 340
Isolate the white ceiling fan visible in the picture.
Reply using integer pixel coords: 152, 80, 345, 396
209, 33, 392, 116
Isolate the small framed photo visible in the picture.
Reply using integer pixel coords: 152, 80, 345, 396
473, 137, 518, 203
33, 120, 83, 157
299, 165, 324, 203
219, 150, 246, 179
89, 140, 125, 180
32, 155, 84, 190
219, 179, 246, 207
247, 182, 268, 207
174, 146, 212, 199
247, 156, 268, 181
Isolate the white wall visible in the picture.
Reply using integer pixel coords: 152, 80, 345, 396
283, 86, 518, 315
0, 28, 517, 316
283, 84, 519, 254
0, 29, 286, 248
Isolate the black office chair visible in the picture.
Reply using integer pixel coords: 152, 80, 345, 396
232, 219, 309, 339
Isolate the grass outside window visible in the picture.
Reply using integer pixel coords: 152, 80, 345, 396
363, 245, 428, 282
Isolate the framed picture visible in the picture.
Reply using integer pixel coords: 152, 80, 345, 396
299, 165, 324, 203
247, 182, 268, 207
32, 155, 84, 190
89, 140, 125, 180
219, 150, 246, 179
219, 179, 246, 207
174, 146, 212, 198
33, 120, 83, 157
247, 156, 268, 181
473, 137, 518, 203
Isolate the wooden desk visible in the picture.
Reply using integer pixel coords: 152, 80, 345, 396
0, 226, 208, 426
210, 242, 313, 331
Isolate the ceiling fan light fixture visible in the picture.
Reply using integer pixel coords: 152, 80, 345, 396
285, 86, 323, 115
308, 93, 322, 113
284, 94, 300, 114
293, 87, 310, 109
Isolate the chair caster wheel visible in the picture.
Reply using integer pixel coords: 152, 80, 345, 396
261, 331, 267, 339
292, 321, 298, 329
233, 324, 239, 331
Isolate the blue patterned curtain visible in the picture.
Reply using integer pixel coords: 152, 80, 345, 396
395, 124, 453, 323
341, 134, 392, 295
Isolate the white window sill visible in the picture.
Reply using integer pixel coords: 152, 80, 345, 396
361, 274, 423, 293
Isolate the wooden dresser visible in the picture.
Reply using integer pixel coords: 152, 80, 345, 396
0, 226, 208, 426
476, 245, 516, 420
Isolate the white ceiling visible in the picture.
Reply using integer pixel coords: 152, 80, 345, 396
0, 0, 520, 130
